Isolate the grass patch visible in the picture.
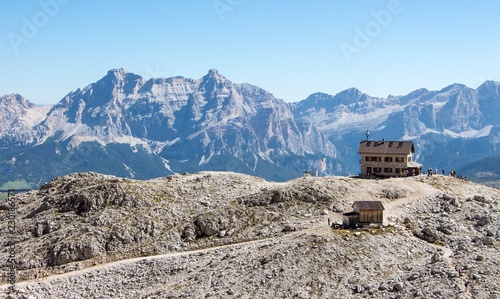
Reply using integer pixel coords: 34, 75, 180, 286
1, 179, 32, 189
0, 180, 33, 200
433, 240, 444, 246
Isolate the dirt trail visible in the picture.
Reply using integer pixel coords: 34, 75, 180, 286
0, 237, 276, 291
382, 178, 434, 225
381, 178, 472, 299
1, 223, 331, 292
425, 238, 472, 298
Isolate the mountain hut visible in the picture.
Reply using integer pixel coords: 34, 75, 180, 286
343, 201, 385, 228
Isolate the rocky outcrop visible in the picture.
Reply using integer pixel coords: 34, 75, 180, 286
381, 186, 411, 199
39, 172, 140, 215
47, 239, 102, 266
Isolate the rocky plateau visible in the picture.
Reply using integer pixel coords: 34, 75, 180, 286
0, 171, 499, 298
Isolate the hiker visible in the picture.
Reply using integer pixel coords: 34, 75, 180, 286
328, 218, 331, 226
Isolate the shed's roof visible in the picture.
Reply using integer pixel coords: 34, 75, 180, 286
352, 201, 385, 211
357, 140, 415, 155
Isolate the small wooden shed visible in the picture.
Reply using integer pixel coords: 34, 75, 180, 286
342, 212, 360, 228
343, 201, 385, 228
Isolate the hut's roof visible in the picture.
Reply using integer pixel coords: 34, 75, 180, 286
357, 140, 414, 155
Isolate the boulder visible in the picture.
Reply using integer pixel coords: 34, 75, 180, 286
271, 190, 292, 203
476, 216, 491, 227
418, 227, 440, 243
431, 252, 444, 264
47, 239, 102, 266
181, 226, 196, 241
482, 237, 494, 245
381, 187, 408, 199
195, 216, 221, 237
473, 195, 491, 204
393, 282, 404, 292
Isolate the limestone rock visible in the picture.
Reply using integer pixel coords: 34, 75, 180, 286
47, 239, 102, 266
0, 173, 498, 298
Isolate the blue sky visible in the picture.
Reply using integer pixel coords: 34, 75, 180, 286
1, 0, 499, 104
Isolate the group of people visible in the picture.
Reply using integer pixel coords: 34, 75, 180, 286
426, 168, 438, 176
449, 170, 468, 180
425, 168, 447, 176
424, 168, 468, 180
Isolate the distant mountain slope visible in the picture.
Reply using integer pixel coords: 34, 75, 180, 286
292, 81, 500, 139
0, 93, 51, 145
291, 81, 500, 178
0, 69, 335, 187
1, 70, 500, 187
458, 155, 500, 186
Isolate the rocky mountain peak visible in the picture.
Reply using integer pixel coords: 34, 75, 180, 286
197, 69, 234, 103
201, 68, 231, 85
440, 83, 469, 93
207, 68, 219, 77
478, 80, 500, 95
0, 94, 51, 144
0, 93, 34, 108
479, 80, 500, 87
105, 68, 129, 81
98, 68, 145, 93
334, 87, 367, 104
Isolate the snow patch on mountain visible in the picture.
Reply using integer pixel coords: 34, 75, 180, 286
152, 138, 181, 154
318, 105, 404, 132
199, 152, 214, 165
402, 128, 442, 140
123, 163, 135, 178
443, 125, 493, 139
161, 157, 175, 174
65, 134, 151, 149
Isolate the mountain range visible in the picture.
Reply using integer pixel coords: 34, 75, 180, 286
1, 69, 499, 187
